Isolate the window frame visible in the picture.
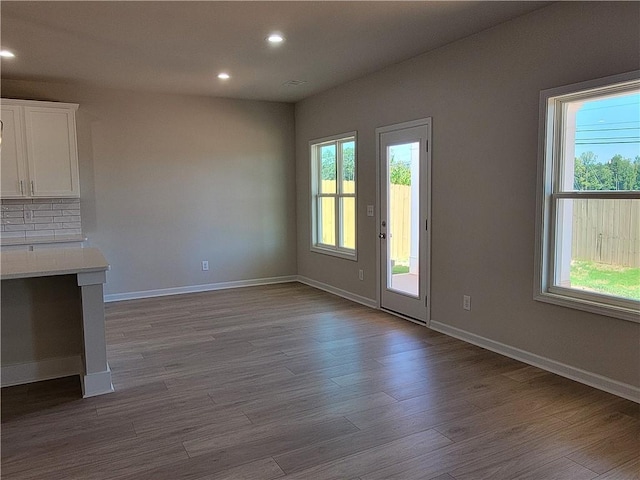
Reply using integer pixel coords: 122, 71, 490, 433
310, 131, 357, 260
535, 70, 640, 323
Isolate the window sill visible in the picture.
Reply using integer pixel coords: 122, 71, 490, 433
311, 245, 357, 262
535, 290, 639, 323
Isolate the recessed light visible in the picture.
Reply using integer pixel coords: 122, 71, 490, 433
267, 34, 285, 44
217, 72, 230, 80
0, 50, 15, 58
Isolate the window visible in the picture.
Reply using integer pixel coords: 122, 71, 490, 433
536, 71, 640, 322
310, 132, 357, 259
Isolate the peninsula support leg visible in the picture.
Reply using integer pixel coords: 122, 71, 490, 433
77, 270, 114, 397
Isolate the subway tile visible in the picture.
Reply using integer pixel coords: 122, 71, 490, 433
0, 199, 82, 234
2, 211, 25, 218
2, 218, 25, 225
55, 228, 81, 236
5, 224, 34, 231
34, 210, 60, 217
1, 231, 26, 239
35, 223, 63, 230
0, 199, 32, 205
24, 203, 53, 211
25, 217, 59, 224
61, 222, 81, 229
26, 229, 55, 237
55, 215, 80, 223
1, 204, 25, 211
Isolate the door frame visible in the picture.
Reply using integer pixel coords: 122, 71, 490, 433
375, 118, 432, 325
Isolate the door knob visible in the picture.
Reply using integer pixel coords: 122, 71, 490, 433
379, 233, 386, 239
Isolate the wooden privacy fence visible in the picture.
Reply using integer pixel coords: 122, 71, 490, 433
389, 184, 411, 262
572, 199, 640, 268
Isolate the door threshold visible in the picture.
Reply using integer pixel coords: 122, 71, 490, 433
380, 307, 427, 326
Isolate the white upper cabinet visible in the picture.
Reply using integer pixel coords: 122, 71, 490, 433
0, 105, 27, 197
1, 99, 80, 198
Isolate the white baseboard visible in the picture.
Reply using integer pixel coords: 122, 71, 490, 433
104, 275, 298, 303
82, 367, 114, 398
297, 276, 377, 309
1, 356, 82, 388
429, 320, 640, 403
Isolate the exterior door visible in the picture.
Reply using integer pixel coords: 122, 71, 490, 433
378, 119, 431, 323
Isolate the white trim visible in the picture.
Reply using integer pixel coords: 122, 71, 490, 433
81, 367, 114, 398
1, 98, 79, 111
375, 117, 431, 134
296, 275, 377, 309
544, 286, 639, 322
310, 244, 357, 261
1, 356, 82, 387
104, 276, 297, 303
429, 320, 640, 403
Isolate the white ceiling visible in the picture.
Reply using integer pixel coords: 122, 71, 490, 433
1, 1, 550, 103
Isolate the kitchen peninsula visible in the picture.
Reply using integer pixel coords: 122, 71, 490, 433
1, 247, 113, 397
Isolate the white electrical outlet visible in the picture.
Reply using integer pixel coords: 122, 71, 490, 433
202, 260, 209, 271
463, 295, 471, 311
358, 269, 364, 281
24, 210, 33, 221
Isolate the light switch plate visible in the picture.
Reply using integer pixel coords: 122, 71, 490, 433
367, 205, 374, 217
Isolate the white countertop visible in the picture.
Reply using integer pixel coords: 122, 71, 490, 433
0, 247, 109, 280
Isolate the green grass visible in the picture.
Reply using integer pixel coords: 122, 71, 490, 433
392, 265, 409, 275
570, 260, 640, 301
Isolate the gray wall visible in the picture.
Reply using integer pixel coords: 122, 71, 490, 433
295, 2, 640, 387
2, 81, 297, 296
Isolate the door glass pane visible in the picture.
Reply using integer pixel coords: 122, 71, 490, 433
340, 197, 355, 249
341, 140, 356, 194
320, 144, 336, 194
555, 197, 640, 301
387, 142, 420, 297
318, 197, 336, 246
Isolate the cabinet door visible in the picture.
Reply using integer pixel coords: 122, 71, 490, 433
1, 105, 28, 197
24, 106, 80, 197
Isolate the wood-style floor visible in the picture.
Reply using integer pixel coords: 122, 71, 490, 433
1, 283, 638, 479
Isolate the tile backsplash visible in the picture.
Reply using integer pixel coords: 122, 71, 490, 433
1, 198, 82, 241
